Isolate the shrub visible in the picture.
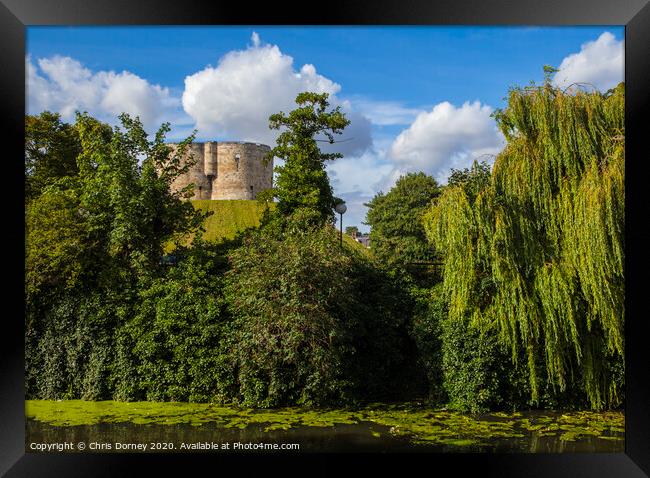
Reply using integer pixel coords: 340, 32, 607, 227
409, 284, 446, 404
125, 243, 230, 402
222, 211, 412, 407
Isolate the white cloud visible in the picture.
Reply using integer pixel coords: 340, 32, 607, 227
388, 100, 504, 182
182, 32, 372, 155
327, 138, 415, 229
26, 55, 183, 132
328, 150, 394, 197
552, 32, 624, 92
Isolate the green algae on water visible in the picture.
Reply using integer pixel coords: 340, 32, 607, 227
25, 401, 624, 447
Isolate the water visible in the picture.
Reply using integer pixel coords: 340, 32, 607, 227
26, 414, 624, 454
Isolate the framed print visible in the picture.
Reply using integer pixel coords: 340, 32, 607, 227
1, 0, 649, 476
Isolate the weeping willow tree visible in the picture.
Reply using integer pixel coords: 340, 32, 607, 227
424, 78, 624, 409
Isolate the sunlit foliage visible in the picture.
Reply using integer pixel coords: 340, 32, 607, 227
425, 81, 625, 409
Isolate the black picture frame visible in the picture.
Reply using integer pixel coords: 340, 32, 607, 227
2, 1, 648, 476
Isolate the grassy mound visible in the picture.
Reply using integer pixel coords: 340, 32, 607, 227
192, 199, 274, 242
167, 200, 370, 257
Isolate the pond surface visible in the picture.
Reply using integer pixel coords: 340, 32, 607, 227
25, 401, 624, 453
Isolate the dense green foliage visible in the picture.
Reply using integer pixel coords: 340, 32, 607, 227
268, 92, 350, 223
25, 112, 206, 300
26, 78, 624, 414
25, 112, 83, 203
424, 81, 625, 409
441, 315, 515, 412
123, 243, 230, 402
222, 211, 420, 407
365, 172, 441, 269
25, 106, 419, 407
26, 112, 209, 400
446, 160, 492, 200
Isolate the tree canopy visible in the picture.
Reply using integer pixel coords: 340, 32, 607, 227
446, 160, 492, 202
365, 172, 441, 269
25, 112, 210, 400
26, 112, 207, 300
267, 92, 350, 223
424, 81, 625, 409
25, 112, 84, 203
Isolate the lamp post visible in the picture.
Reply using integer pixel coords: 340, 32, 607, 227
335, 202, 347, 248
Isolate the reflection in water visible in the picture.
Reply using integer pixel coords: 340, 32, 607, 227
27, 418, 624, 453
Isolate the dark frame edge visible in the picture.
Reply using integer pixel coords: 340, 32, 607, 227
2, 0, 649, 476
624, 1, 650, 476
0, 0, 26, 477
0, 0, 648, 25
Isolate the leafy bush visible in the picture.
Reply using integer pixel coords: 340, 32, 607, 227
125, 243, 230, 402
440, 316, 505, 413
222, 210, 414, 407
26, 291, 122, 401
409, 284, 446, 404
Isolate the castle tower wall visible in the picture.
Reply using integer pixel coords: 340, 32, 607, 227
167, 142, 212, 200
212, 142, 273, 200
204, 142, 217, 178
165, 141, 272, 201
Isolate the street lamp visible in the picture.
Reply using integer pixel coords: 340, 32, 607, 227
335, 202, 347, 248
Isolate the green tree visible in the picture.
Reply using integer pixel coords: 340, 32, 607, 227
365, 172, 441, 268
268, 92, 350, 223
26, 112, 209, 400
222, 210, 414, 407
25, 185, 89, 301
345, 226, 359, 236
446, 160, 492, 201
26, 113, 206, 298
25, 112, 85, 202
424, 80, 625, 409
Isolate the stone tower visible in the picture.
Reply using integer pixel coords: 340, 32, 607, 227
166, 141, 273, 200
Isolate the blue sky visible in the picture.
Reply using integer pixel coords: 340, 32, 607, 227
26, 26, 624, 229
